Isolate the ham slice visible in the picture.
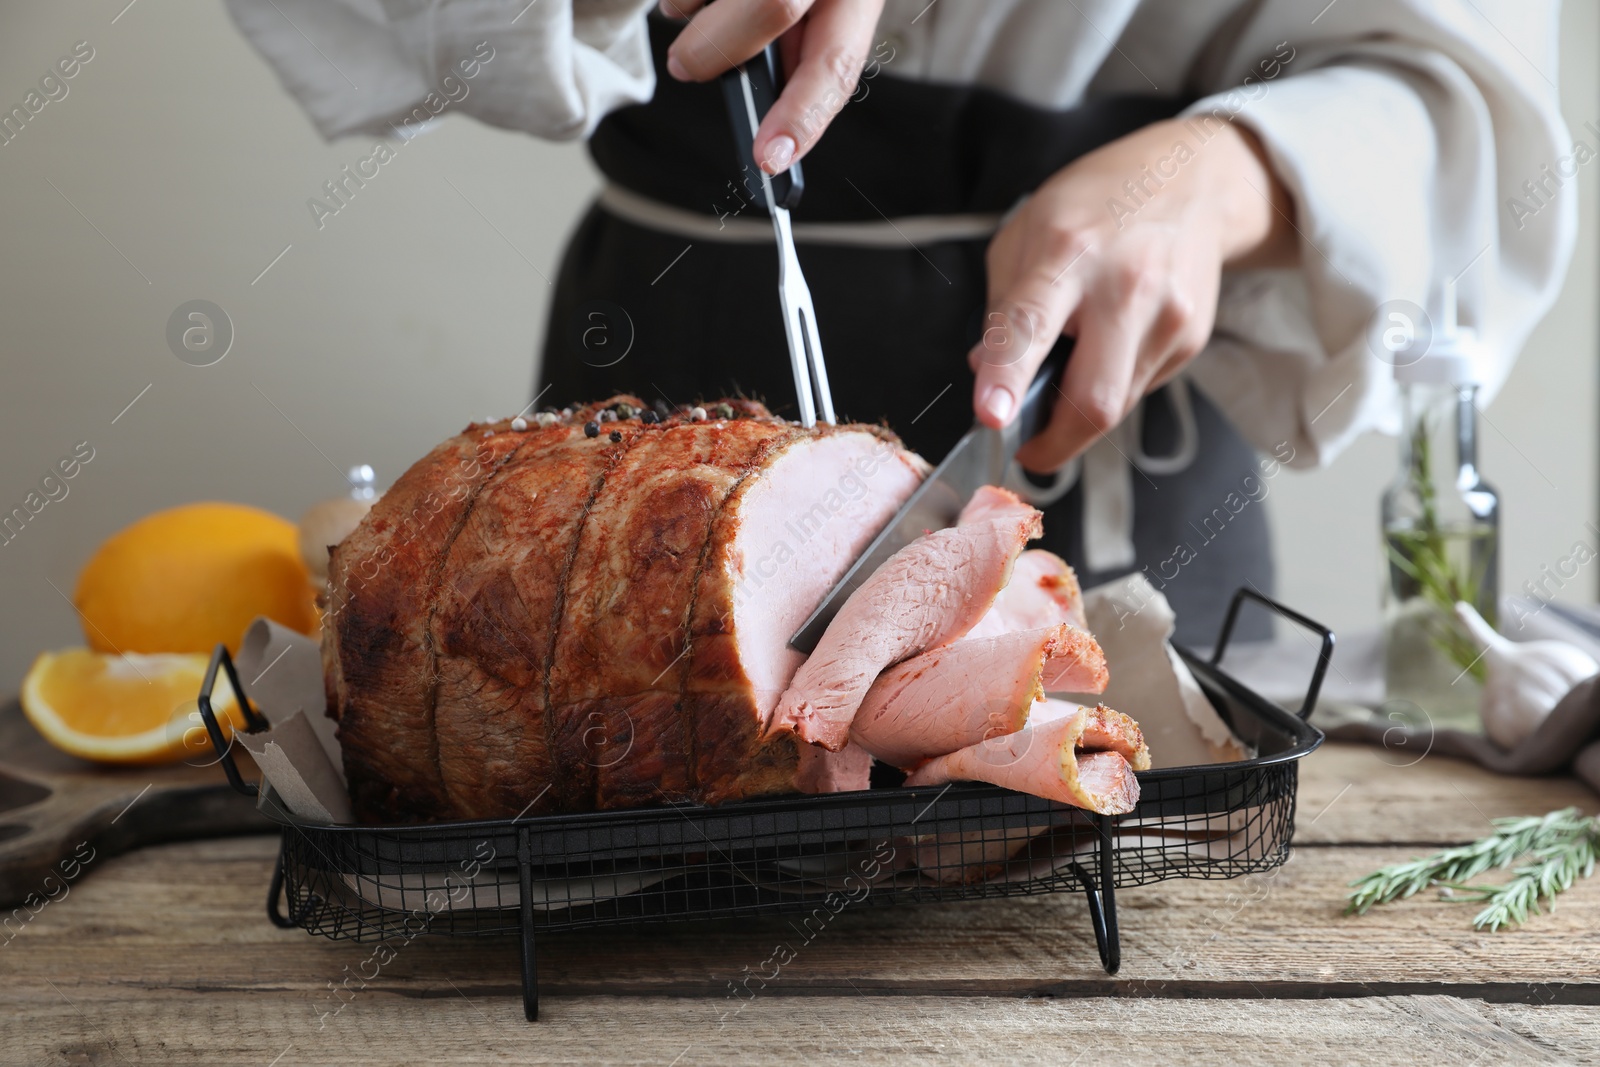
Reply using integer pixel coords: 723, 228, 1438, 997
1041, 630, 1108, 692
957, 484, 1039, 524
903, 703, 1149, 814
850, 624, 1108, 769
769, 487, 1042, 751
966, 549, 1088, 640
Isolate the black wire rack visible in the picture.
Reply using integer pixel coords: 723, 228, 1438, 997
200, 587, 1329, 1021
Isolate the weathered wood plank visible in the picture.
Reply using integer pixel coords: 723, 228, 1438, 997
4, 738, 1598, 1065
2, 992, 1597, 1066
1295, 743, 1599, 844
4, 835, 1598, 998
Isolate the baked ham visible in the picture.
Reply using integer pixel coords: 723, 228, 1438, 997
325, 399, 1151, 825
323, 398, 926, 822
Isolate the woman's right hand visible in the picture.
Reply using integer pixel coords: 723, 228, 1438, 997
660, 0, 885, 175
970, 119, 1298, 472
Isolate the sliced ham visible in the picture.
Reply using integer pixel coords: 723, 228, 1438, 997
769, 487, 1042, 751
1028, 698, 1152, 765
966, 549, 1088, 641
850, 624, 1108, 769
957, 484, 1039, 525
903, 703, 1150, 814
1041, 629, 1109, 692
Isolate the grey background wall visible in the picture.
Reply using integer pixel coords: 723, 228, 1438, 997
0, 1, 1594, 691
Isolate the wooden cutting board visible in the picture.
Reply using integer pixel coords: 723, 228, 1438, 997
0, 699, 272, 907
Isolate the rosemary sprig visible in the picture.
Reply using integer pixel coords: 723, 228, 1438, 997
1346, 809, 1600, 930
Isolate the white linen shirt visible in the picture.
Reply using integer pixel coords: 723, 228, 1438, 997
226, 0, 1576, 472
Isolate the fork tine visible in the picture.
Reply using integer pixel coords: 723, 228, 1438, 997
727, 58, 833, 428
772, 206, 827, 427
796, 300, 834, 424
784, 297, 817, 427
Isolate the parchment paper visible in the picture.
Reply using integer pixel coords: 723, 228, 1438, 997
231, 618, 351, 824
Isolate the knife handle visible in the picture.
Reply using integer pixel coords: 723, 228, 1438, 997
1013, 338, 1072, 446
720, 43, 804, 212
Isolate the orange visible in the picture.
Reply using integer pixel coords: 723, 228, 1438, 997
74, 502, 317, 655
21, 648, 243, 764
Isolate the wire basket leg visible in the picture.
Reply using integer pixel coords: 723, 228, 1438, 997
518, 826, 538, 1021
1072, 813, 1120, 974
266, 850, 296, 929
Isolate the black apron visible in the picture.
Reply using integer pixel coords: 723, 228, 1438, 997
538, 14, 1273, 645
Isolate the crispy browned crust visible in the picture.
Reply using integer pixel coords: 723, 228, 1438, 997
428, 421, 602, 819
549, 412, 795, 811
326, 431, 512, 823
326, 397, 906, 822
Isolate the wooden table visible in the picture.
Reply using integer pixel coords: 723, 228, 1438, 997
3, 743, 1598, 1065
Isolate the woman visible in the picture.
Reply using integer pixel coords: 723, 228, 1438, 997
228, 0, 1573, 643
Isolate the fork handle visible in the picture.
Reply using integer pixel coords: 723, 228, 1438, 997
720, 43, 804, 212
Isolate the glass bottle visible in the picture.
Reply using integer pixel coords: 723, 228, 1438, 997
1381, 295, 1499, 731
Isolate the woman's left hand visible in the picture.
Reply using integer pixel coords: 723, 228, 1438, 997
970, 118, 1299, 472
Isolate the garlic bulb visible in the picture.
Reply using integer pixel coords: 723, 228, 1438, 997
1455, 602, 1600, 750
298, 497, 374, 582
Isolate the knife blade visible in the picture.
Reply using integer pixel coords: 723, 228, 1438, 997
789, 344, 1069, 652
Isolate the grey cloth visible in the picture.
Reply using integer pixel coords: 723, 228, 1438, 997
1323, 674, 1600, 795
1223, 603, 1600, 796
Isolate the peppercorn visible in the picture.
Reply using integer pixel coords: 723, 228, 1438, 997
616, 402, 636, 419
584, 421, 600, 438
714, 402, 735, 420
641, 410, 660, 424
609, 429, 622, 443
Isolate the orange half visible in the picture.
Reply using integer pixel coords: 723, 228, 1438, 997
20, 648, 242, 764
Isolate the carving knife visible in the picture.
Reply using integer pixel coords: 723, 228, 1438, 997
789, 349, 1068, 653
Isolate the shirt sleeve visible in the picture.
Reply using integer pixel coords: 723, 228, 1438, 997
224, 0, 657, 142
1174, 0, 1575, 466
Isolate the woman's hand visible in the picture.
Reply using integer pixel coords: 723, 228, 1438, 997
660, 0, 884, 174
970, 118, 1299, 472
